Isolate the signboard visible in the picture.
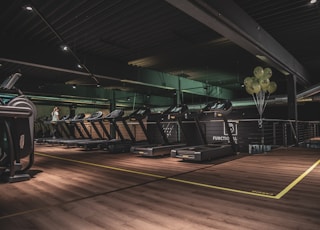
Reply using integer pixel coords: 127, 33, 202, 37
212, 120, 238, 143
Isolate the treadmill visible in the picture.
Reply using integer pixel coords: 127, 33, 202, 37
57, 113, 91, 146
72, 111, 106, 150
73, 109, 131, 152
171, 100, 238, 162
128, 106, 151, 148
43, 114, 73, 144
103, 109, 132, 153
131, 104, 188, 157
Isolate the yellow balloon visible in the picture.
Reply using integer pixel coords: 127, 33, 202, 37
267, 81, 277, 94
253, 66, 264, 79
243, 76, 253, 87
245, 86, 254, 95
263, 67, 272, 79
252, 81, 261, 94
259, 77, 270, 91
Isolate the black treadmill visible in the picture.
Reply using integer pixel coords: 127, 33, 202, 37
42, 114, 74, 144
57, 113, 91, 146
72, 111, 106, 150
127, 106, 151, 148
74, 109, 131, 152
171, 100, 238, 161
131, 104, 188, 157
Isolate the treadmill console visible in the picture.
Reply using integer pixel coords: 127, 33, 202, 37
0, 73, 21, 90
105, 109, 124, 120
163, 104, 188, 120
73, 113, 85, 120
202, 100, 232, 116
61, 114, 71, 121
87, 111, 103, 121
129, 107, 151, 121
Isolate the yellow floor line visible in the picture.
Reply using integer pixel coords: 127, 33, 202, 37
2, 153, 318, 220
167, 178, 277, 199
275, 159, 320, 199
35, 152, 319, 199
35, 152, 165, 179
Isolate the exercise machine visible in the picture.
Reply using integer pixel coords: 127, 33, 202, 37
72, 109, 132, 152
38, 114, 73, 144
128, 106, 151, 148
72, 111, 108, 150
0, 73, 36, 182
57, 113, 91, 146
171, 100, 238, 161
131, 104, 188, 156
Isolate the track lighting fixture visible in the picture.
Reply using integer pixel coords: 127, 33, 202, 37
24, 3, 102, 89
22, 5, 34, 11
60, 45, 69, 52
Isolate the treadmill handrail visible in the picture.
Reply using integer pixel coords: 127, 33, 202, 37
0, 105, 32, 118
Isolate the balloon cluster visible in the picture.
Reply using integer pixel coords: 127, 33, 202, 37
243, 66, 277, 95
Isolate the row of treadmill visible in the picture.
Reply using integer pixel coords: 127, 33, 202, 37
0, 73, 236, 183
37, 100, 238, 162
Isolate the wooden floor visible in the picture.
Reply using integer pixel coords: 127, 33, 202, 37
1, 143, 320, 229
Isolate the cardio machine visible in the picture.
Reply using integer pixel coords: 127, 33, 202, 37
171, 100, 238, 162
0, 73, 37, 182
131, 104, 188, 157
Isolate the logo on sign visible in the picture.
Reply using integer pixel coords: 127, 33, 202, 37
224, 121, 238, 136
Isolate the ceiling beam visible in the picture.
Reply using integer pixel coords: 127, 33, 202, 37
166, 0, 311, 86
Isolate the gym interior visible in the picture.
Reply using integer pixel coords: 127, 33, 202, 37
1, 1, 320, 229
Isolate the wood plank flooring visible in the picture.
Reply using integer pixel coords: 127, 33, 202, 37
0, 144, 319, 229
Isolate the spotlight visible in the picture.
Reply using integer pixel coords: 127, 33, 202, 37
76, 64, 83, 69
60, 45, 69, 51
23, 5, 34, 11
96, 83, 101, 88
72, 84, 76, 89
310, 0, 317, 4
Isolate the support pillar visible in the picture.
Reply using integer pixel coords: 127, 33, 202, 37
287, 74, 298, 145
109, 90, 116, 138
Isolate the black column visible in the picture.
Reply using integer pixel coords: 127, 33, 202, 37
109, 90, 116, 138
287, 74, 298, 145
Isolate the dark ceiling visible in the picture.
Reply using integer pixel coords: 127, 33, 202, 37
1, 0, 320, 108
